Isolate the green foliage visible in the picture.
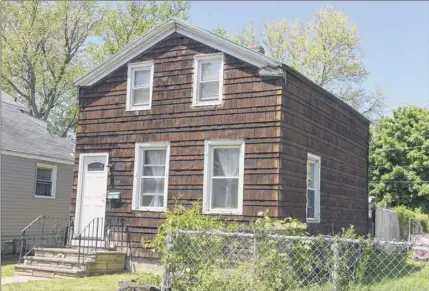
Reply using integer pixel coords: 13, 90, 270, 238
1, 1, 102, 138
213, 6, 383, 121
394, 206, 429, 237
88, 1, 190, 64
252, 209, 307, 235
369, 106, 429, 211
161, 215, 422, 291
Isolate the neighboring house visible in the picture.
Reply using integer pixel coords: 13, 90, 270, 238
73, 19, 370, 256
1, 91, 75, 243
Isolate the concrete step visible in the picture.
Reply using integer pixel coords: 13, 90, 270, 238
15, 264, 86, 278
24, 256, 96, 269
18, 247, 127, 278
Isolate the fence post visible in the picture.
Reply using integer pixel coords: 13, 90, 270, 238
408, 218, 412, 241
162, 231, 172, 291
19, 231, 26, 264
332, 239, 339, 291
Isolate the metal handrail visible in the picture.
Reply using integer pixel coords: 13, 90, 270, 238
19, 216, 72, 264
19, 215, 130, 268
21, 215, 42, 234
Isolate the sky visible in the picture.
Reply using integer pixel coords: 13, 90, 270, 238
190, 1, 429, 115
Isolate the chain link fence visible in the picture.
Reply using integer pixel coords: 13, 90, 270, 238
162, 229, 429, 291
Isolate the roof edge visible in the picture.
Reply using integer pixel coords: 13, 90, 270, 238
74, 19, 283, 87
2, 150, 75, 165
283, 65, 371, 125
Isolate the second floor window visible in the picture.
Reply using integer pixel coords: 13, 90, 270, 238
193, 53, 224, 106
127, 61, 154, 111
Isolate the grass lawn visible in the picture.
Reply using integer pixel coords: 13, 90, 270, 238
1, 257, 18, 278
2, 272, 161, 291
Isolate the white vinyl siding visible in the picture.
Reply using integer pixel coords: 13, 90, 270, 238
193, 53, 224, 106
307, 153, 321, 222
132, 142, 170, 212
203, 140, 245, 215
126, 61, 154, 111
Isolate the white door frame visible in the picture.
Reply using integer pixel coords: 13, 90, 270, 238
74, 152, 109, 237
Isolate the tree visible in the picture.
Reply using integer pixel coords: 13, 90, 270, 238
369, 106, 429, 211
88, 1, 190, 64
214, 6, 383, 121
1, 1, 102, 138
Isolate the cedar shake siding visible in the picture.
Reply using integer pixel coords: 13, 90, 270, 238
74, 33, 284, 255
74, 28, 370, 256
279, 73, 369, 235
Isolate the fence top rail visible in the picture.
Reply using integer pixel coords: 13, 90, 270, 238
175, 229, 427, 247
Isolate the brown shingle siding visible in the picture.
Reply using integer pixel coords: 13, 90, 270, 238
73, 33, 283, 250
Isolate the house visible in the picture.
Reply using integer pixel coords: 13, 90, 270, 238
1, 91, 74, 252
72, 19, 370, 257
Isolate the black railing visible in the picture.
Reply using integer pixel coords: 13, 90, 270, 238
20, 215, 130, 267
72, 217, 130, 267
19, 216, 73, 263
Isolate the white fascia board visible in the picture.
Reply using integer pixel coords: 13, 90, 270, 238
175, 24, 281, 69
2, 150, 75, 165
74, 20, 283, 87
74, 22, 176, 87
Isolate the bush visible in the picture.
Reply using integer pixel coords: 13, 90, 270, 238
394, 206, 429, 237
149, 204, 420, 291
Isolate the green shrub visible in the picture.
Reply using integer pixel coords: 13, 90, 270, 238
394, 205, 429, 237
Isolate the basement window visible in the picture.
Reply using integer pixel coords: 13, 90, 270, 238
306, 153, 321, 222
126, 61, 154, 111
193, 53, 224, 106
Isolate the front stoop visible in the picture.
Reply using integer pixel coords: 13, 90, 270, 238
15, 247, 126, 278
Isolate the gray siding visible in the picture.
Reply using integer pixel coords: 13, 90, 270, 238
1, 154, 73, 240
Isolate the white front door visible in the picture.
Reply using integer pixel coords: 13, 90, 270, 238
75, 153, 109, 238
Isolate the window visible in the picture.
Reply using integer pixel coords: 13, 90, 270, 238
306, 153, 321, 222
132, 142, 170, 211
35, 163, 57, 198
126, 61, 154, 111
193, 53, 224, 106
203, 140, 245, 215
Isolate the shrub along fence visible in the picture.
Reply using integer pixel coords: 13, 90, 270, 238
162, 229, 429, 291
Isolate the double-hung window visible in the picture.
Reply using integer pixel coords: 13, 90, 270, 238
306, 153, 321, 222
193, 53, 223, 106
203, 140, 245, 215
133, 142, 170, 212
35, 163, 57, 198
126, 61, 154, 111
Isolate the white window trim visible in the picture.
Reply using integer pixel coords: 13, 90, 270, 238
306, 153, 321, 223
34, 163, 57, 199
203, 139, 245, 215
132, 142, 170, 212
126, 61, 154, 111
192, 53, 224, 107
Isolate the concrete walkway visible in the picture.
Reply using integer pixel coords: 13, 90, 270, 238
1, 275, 50, 285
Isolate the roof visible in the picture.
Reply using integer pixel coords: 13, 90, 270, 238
75, 18, 370, 124
74, 18, 283, 87
1, 92, 75, 165
1, 90, 30, 112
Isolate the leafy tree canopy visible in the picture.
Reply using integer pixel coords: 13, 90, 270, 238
1, 1, 102, 138
87, 1, 190, 64
213, 6, 384, 121
1, 1, 190, 139
369, 106, 429, 211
